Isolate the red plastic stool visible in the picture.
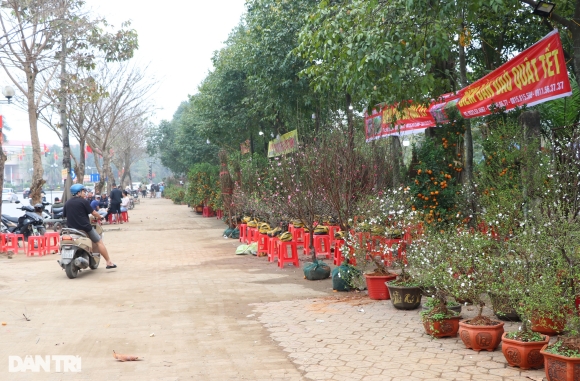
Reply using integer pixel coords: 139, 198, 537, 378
239, 224, 248, 243
44, 232, 60, 254
277, 240, 299, 268
380, 238, 404, 266
292, 228, 309, 252
248, 227, 259, 243
257, 233, 269, 257
2, 233, 19, 254
27, 236, 45, 256
121, 211, 129, 222
267, 236, 279, 262
107, 214, 120, 224
4, 233, 24, 254
333, 239, 356, 266
313, 234, 331, 259
333, 239, 345, 265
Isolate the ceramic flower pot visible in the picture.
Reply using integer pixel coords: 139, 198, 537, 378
423, 315, 461, 338
421, 302, 462, 314
364, 273, 397, 300
386, 283, 422, 310
541, 344, 580, 381
458, 320, 504, 351
531, 314, 566, 336
501, 332, 549, 370
489, 293, 521, 322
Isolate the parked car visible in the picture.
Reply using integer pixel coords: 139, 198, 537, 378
2, 188, 18, 203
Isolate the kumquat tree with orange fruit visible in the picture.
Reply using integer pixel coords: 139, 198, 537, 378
408, 117, 467, 227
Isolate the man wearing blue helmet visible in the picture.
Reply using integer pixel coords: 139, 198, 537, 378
63, 184, 117, 269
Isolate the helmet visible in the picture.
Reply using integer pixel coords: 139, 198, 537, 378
70, 184, 86, 196
279, 232, 293, 241
291, 219, 304, 228
258, 223, 271, 234
314, 225, 329, 235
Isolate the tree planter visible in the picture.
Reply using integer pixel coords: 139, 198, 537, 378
458, 320, 504, 351
531, 315, 566, 336
423, 315, 461, 338
195, 205, 203, 214
386, 283, 422, 310
540, 344, 580, 381
364, 273, 397, 300
422, 303, 462, 314
489, 293, 521, 322
501, 332, 549, 370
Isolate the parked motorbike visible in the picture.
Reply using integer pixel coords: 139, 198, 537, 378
43, 203, 67, 232
1, 201, 46, 239
57, 220, 103, 279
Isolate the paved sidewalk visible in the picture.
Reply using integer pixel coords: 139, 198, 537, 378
0, 198, 547, 380
253, 297, 546, 381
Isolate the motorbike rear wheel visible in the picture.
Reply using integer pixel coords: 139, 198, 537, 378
65, 262, 79, 279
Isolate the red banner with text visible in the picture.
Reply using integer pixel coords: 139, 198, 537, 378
365, 102, 436, 142
457, 29, 571, 118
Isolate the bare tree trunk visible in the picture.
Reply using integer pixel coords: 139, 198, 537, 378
26, 65, 45, 204
458, 18, 476, 225
389, 136, 403, 187
519, 110, 542, 219
345, 93, 354, 151
60, 36, 73, 202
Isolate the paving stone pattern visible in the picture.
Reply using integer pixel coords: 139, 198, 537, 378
253, 297, 547, 381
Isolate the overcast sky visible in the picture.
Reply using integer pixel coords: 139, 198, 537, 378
2, 0, 247, 145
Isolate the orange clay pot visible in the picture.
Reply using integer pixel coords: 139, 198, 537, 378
501, 332, 549, 370
458, 319, 504, 351
423, 315, 461, 338
541, 344, 580, 381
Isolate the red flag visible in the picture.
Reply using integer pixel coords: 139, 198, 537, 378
43, 144, 48, 153
86, 145, 93, 153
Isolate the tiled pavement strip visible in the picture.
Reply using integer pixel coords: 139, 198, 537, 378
252, 298, 547, 381
0, 198, 547, 380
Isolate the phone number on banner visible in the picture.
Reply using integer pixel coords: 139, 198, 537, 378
534, 81, 566, 97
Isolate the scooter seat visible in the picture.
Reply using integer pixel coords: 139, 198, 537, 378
2, 214, 19, 223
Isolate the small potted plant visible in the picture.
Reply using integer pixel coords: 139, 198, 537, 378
448, 229, 504, 351
408, 228, 463, 336
345, 230, 397, 300
385, 247, 422, 310
541, 316, 580, 381
495, 236, 553, 369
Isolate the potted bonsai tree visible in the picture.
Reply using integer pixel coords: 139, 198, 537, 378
346, 188, 415, 300
445, 229, 505, 351
495, 231, 559, 370
408, 228, 463, 338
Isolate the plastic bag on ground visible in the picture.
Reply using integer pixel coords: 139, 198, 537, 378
303, 260, 330, 280
235, 242, 258, 255
332, 265, 351, 291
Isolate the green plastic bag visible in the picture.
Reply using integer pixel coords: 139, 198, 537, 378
235, 242, 258, 255
224, 228, 239, 239
303, 260, 330, 280
332, 265, 350, 291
